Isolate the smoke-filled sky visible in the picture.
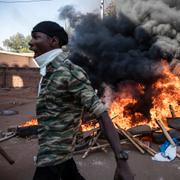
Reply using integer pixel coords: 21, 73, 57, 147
58, 0, 180, 89
58, 0, 180, 121
0, 0, 102, 47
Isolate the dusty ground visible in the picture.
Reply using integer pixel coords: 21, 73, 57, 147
0, 88, 180, 180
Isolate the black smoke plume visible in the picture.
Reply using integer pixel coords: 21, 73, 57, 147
58, 1, 180, 123
59, 1, 180, 90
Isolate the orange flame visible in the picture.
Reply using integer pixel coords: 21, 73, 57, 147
150, 60, 180, 126
108, 60, 180, 129
80, 121, 99, 132
18, 118, 38, 127
19, 60, 179, 132
108, 83, 149, 129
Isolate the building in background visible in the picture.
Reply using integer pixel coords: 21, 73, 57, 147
0, 50, 39, 88
0, 50, 37, 68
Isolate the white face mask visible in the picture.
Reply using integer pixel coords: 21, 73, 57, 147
35, 49, 62, 76
36, 48, 62, 96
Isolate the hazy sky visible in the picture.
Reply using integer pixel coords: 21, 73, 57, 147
0, 0, 102, 47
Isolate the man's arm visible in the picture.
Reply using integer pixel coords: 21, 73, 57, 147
97, 111, 127, 160
98, 111, 134, 180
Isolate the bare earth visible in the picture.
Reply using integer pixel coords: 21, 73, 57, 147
0, 88, 180, 180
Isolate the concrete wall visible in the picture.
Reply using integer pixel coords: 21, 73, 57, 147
0, 67, 40, 88
0, 50, 37, 68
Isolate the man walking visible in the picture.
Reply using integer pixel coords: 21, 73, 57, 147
29, 21, 134, 180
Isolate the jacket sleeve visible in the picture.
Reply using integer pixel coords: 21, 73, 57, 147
68, 66, 106, 118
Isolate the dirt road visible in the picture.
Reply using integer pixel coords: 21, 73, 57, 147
0, 88, 180, 180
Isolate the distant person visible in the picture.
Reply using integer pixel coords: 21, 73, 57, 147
29, 21, 134, 180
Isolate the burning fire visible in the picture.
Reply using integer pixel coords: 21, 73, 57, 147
150, 61, 180, 126
108, 83, 149, 129
19, 61, 179, 132
18, 118, 38, 127
80, 121, 99, 132
108, 60, 180, 129
19, 118, 99, 132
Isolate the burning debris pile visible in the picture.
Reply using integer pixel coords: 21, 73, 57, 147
107, 60, 180, 129
59, 0, 180, 130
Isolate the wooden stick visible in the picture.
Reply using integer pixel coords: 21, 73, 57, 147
115, 124, 145, 154
119, 126, 156, 156
74, 144, 109, 155
96, 141, 108, 153
0, 145, 15, 165
112, 114, 119, 120
169, 105, 176, 118
156, 119, 176, 146
89, 143, 109, 151
133, 138, 156, 156
74, 139, 130, 155
0, 133, 16, 143
115, 123, 158, 156
156, 119, 180, 158
82, 131, 101, 158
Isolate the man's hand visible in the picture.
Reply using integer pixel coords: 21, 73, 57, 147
97, 112, 134, 179
114, 160, 134, 180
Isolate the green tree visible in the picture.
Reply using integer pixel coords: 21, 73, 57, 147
3, 33, 31, 53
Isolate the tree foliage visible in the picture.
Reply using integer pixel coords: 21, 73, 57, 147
3, 33, 31, 53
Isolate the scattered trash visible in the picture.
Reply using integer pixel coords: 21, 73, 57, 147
152, 138, 179, 162
0, 131, 16, 142
160, 138, 178, 153
152, 145, 177, 162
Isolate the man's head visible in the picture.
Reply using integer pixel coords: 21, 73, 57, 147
29, 21, 68, 57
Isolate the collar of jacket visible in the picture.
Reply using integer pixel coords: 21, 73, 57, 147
35, 48, 62, 76
46, 51, 70, 73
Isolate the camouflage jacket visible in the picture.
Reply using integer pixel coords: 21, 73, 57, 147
36, 51, 106, 167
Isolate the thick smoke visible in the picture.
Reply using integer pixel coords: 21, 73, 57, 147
59, 5, 82, 27
59, 1, 180, 90
116, 0, 180, 59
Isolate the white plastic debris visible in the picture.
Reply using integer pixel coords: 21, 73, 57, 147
152, 145, 177, 162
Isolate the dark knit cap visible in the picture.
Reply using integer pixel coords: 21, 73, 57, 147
32, 21, 68, 46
